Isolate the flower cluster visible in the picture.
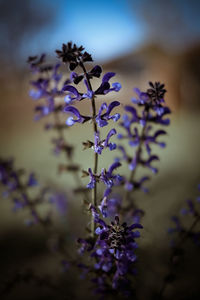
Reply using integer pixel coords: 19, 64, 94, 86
0, 157, 67, 226
55, 43, 122, 202
78, 214, 142, 297
25, 42, 176, 298
63, 79, 121, 126
28, 54, 74, 158
168, 185, 200, 247
55, 42, 92, 70
117, 82, 171, 202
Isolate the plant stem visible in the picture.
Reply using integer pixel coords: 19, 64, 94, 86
79, 61, 98, 237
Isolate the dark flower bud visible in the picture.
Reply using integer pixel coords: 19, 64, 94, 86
55, 42, 93, 70
82, 140, 94, 150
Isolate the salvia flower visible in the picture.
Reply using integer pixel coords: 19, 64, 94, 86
0, 157, 52, 226
100, 162, 123, 188
95, 72, 121, 95
98, 195, 122, 218
64, 106, 91, 126
93, 129, 117, 155
62, 85, 82, 104
168, 185, 200, 248
78, 214, 142, 296
87, 168, 97, 189
96, 101, 120, 127
117, 82, 170, 197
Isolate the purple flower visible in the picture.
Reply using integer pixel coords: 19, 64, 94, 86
95, 72, 121, 95
93, 131, 104, 154
87, 168, 97, 189
49, 193, 67, 215
100, 162, 123, 188
92, 216, 142, 294
82, 79, 94, 99
125, 176, 149, 193
70, 72, 84, 85
93, 129, 117, 154
13, 196, 27, 212
96, 101, 120, 127
27, 53, 46, 73
34, 97, 55, 120
29, 78, 49, 100
144, 127, 167, 155
64, 106, 91, 126
103, 128, 117, 151
27, 173, 38, 187
62, 85, 82, 104
168, 216, 183, 234
131, 87, 149, 105
124, 106, 139, 125
89, 65, 102, 78
98, 195, 122, 218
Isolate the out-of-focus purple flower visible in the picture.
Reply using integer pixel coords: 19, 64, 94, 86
125, 176, 149, 193
116, 145, 129, 163
131, 87, 149, 105
27, 54, 46, 72
0, 157, 54, 227
141, 155, 159, 174
49, 193, 67, 215
64, 106, 91, 126
168, 216, 183, 234
61, 260, 70, 272
96, 101, 120, 127
34, 97, 55, 120
98, 195, 122, 218
196, 185, 200, 202
27, 173, 38, 187
144, 127, 166, 155
124, 106, 139, 124
29, 78, 49, 100
121, 82, 170, 130
13, 195, 28, 212
180, 199, 196, 216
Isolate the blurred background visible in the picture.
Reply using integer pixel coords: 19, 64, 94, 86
0, 0, 200, 299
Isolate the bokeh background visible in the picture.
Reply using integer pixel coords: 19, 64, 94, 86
0, 0, 200, 299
